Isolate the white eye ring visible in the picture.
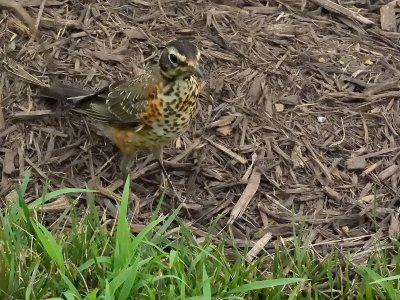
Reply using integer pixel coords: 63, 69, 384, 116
169, 53, 178, 65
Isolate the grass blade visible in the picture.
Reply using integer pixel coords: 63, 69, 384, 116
114, 177, 131, 269
31, 221, 65, 274
370, 274, 400, 284
28, 188, 96, 209
202, 265, 212, 299
230, 278, 306, 293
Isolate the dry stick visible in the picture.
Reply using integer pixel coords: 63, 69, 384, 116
245, 231, 272, 263
0, 0, 37, 35
310, 0, 374, 25
0, 73, 5, 131
28, 0, 46, 43
206, 138, 247, 164
227, 168, 261, 225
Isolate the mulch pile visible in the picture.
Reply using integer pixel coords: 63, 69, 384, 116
1, 0, 400, 262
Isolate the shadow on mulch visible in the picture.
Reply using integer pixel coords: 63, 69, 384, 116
0, 0, 399, 262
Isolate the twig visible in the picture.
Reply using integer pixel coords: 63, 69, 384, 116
228, 168, 261, 225
245, 231, 272, 263
310, 0, 374, 25
0, 73, 5, 131
206, 138, 247, 164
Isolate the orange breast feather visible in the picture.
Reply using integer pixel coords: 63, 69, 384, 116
110, 127, 152, 154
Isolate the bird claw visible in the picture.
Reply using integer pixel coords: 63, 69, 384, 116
158, 159, 183, 202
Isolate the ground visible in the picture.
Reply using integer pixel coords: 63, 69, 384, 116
0, 0, 399, 264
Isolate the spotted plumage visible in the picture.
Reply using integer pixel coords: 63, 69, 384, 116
39, 39, 203, 182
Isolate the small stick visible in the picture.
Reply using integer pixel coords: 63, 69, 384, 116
0, 73, 5, 131
310, 0, 374, 25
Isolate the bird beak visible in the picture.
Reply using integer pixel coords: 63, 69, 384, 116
193, 65, 204, 79
187, 60, 204, 79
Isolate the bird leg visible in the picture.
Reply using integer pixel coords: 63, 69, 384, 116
120, 153, 135, 183
152, 146, 182, 201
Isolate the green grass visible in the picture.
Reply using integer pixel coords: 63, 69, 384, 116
0, 170, 399, 299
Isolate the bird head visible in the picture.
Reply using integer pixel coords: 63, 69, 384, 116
159, 39, 203, 79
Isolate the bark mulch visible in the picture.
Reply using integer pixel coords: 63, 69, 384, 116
1, 0, 400, 262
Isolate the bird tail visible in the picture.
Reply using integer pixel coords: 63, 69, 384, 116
38, 85, 94, 105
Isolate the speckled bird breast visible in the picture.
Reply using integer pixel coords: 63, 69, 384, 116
145, 75, 200, 144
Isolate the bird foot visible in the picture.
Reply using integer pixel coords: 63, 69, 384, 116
157, 159, 183, 203
161, 172, 183, 202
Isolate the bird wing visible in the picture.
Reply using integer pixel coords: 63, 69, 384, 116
72, 67, 163, 128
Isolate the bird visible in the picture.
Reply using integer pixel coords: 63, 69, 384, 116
38, 38, 203, 196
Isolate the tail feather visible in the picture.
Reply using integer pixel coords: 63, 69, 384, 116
38, 85, 94, 105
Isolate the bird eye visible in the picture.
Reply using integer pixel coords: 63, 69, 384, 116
169, 53, 178, 65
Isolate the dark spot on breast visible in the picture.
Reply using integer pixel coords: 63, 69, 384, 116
164, 84, 174, 96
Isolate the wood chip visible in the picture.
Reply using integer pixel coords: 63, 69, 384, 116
228, 168, 261, 225
208, 114, 240, 128
247, 75, 264, 102
25, 157, 47, 179
378, 165, 399, 180
380, 1, 397, 32
10, 110, 55, 120
346, 157, 367, 170
302, 139, 332, 181
0, 73, 5, 131
92, 51, 125, 62
206, 138, 247, 164
362, 161, 382, 176
245, 231, 272, 263
274, 103, 284, 112
243, 6, 278, 14
291, 144, 306, 168
38, 196, 70, 211
3, 149, 16, 175
323, 186, 342, 201
0, 125, 17, 139
310, 0, 374, 25
124, 28, 148, 40
388, 212, 400, 240
18, 0, 63, 6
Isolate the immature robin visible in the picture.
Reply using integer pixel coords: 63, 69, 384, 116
39, 39, 203, 193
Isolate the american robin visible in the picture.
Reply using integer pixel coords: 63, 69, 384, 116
39, 39, 203, 192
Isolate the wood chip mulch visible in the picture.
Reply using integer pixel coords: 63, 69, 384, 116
1, 0, 400, 262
